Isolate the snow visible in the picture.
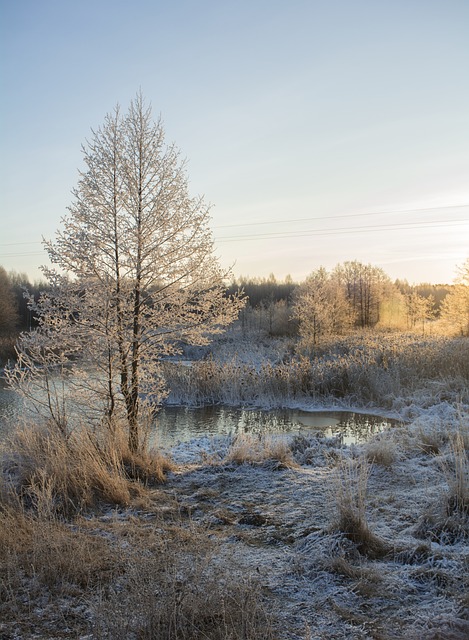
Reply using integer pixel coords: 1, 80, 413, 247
158, 398, 469, 639
2, 332, 469, 638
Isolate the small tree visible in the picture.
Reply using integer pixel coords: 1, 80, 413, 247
404, 291, 435, 335
0, 266, 18, 336
334, 260, 390, 328
292, 267, 354, 349
441, 258, 469, 336
8, 94, 244, 452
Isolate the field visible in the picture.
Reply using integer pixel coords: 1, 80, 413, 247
1, 332, 469, 639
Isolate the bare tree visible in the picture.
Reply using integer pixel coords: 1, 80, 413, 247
404, 291, 435, 335
334, 261, 390, 328
7, 94, 244, 451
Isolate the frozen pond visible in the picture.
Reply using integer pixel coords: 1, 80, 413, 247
0, 380, 396, 447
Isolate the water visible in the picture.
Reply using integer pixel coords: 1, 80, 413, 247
0, 380, 396, 448
155, 405, 395, 448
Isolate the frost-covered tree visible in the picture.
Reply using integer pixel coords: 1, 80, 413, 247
8, 94, 244, 451
334, 261, 391, 328
440, 258, 469, 336
404, 291, 435, 335
292, 267, 354, 348
0, 266, 18, 335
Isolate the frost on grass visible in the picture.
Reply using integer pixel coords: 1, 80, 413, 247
2, 332, 469, 638
160, 401, 469, 639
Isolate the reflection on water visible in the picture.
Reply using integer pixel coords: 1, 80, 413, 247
0, 381, 396, 448
153, 406, 396, 448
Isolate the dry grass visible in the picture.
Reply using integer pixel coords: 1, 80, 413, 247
418, 429, 446, 455
445, 431, 469, 516
93, 532, 277, 640
327, 555, 383, 598
415, 429, 469, 544
165, 333, 469, 407
224, 433, 297, 469
0, 420, 279, 639
364, 437, 397, 467
0, 499, 278, 640
332, 458, 391, 559
0, 505, 115, 592
1, 420, 174, 517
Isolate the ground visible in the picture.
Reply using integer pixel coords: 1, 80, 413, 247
158, 417, 469, 639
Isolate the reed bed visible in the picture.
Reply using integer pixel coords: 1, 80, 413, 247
165, 333, 469, 409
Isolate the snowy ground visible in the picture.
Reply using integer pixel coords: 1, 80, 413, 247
2, 333, 469, 638
159, 400, 469, 639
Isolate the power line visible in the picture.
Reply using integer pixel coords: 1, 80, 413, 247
213, 203, 469, 229
0, 252, 45, 258
1, 206, 467, 256
1, 203, 468, 246
215, 219, 469, 242
0, 241, 42, 247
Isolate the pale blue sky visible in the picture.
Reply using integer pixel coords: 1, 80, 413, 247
1, 0, 468, 284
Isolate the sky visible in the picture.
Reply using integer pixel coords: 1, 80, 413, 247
1, 0, 468, 285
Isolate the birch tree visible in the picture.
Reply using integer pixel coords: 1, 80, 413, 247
292, 267, 354, 349
404, 291, 435, 334
334, 261, 390, 328
8, 94, 244, 451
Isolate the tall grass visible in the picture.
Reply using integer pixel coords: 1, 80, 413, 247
164, 333, 469, 408
1, 419, 173, 517
0, 503, 277, 639
414, 419, 469, 544
445, 431, 469, 517
0, 420, 278, 639
225, 433, 297, 468
331, 457, 390, 559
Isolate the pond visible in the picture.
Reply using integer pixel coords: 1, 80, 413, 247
155, 405, 396, 448
0, 379, 396, 448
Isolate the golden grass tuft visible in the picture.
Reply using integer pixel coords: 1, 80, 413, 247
224, 433, 297, 468
1, 419, 174, 517
364, 437, 397, 467
332, 458, 390, 559
445, 431, 469, 516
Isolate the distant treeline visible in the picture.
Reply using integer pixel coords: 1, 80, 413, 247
0, 263, 460, 345
227, 265, 457, 337
228, 273, 451, 313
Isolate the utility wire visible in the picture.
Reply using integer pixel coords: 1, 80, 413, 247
214, 203, 469, 229
215, 219, 469, 242
1, 203, 468, 246
1, 206, 468, 256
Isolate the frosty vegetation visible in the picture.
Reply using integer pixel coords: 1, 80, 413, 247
0, 93, 468, 638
